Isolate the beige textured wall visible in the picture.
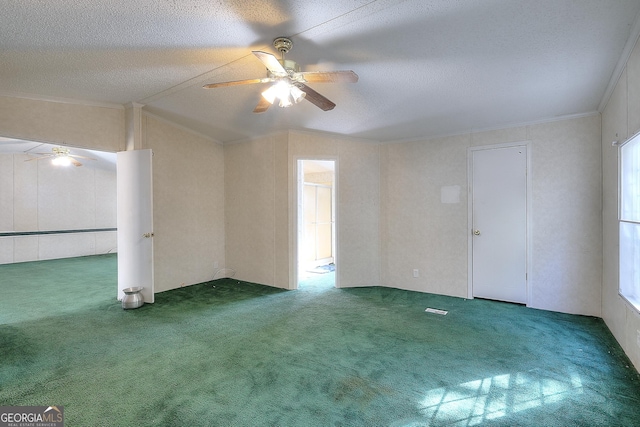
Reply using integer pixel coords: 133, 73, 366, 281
381, 134, 470, 297
381, 114, 602, 316
0, 95, 125, 152
224, 133, 289, 287
602, 35, 640, 371
528, 117, 602, 314
0, 152, 117, 264
224, 131, 380, 289
143, 114, 225, 293
289, 131, 381, 288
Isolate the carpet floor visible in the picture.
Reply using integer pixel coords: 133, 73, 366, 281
1, 254, 639, 426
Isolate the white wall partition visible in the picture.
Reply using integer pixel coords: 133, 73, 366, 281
143, 113, 226, 294
117, 149, 154, 303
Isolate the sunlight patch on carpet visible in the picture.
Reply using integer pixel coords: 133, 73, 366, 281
418, 367, 583, 425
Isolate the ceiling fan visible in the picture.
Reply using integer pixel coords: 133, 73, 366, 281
24, 146, 95, 167
203, 37, 358, 113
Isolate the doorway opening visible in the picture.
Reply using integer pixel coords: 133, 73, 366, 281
297, 159, 336, 290
0, 136, 117, 265
0, 136, 118, 321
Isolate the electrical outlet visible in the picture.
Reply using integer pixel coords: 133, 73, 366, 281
637, 330, 640, 348
413, 269, 419, 278
214, 261, 219, 269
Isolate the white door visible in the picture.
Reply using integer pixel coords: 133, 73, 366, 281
302, 184, 334, 264
117, 149, 154, 303
471, 145, 527, 304
315, 185, 333, 261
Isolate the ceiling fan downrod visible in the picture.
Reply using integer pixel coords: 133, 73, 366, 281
272, 37, 299, 73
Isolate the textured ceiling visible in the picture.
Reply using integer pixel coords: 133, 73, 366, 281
1, 0, 640, 144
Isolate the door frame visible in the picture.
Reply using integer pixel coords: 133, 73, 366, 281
293, 157, 339, 290
467, 141, 532, 304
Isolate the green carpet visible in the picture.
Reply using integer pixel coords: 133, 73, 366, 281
1, 255, 640, 426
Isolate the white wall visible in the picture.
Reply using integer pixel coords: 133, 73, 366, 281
224, 133, 289, 287
602, 34, 640, 371
0, 152, 117, 264
143, 113, 226, 293
380, 115, 602, 316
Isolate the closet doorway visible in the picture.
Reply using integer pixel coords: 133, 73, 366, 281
297, 159, 336, 289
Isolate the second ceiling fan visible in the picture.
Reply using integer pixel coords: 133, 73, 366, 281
203, 37, 358, 113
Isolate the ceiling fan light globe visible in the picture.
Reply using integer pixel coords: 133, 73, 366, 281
290, 86, 306, 104
261, 85, 277, 104
279, 96, 293, 108
274, 81, 291, 100
52, 156, 71, 166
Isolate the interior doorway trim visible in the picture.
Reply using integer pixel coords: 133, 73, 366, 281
293, 156, 339, 290
466, 141, 532, 303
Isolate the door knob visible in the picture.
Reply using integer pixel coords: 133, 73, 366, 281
473, 229, 481, 236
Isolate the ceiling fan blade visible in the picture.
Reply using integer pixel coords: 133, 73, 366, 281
295, 84, 336, 111
24, 154, 54, 161
252, 51, 287, 75
203, 78, 272, 89
70, 158, 82, 167
253, 96, 272, 113
300, 71, 359, 84
69, 154, 96, 160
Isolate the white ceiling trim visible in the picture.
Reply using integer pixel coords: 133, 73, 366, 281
0, 90, 125, 110
0, 133, 112, 153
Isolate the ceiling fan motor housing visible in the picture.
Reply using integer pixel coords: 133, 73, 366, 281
273, 37, 293, 54
53, 146, 70, 156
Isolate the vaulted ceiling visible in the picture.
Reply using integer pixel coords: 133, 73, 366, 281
2, 0, 639, 144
